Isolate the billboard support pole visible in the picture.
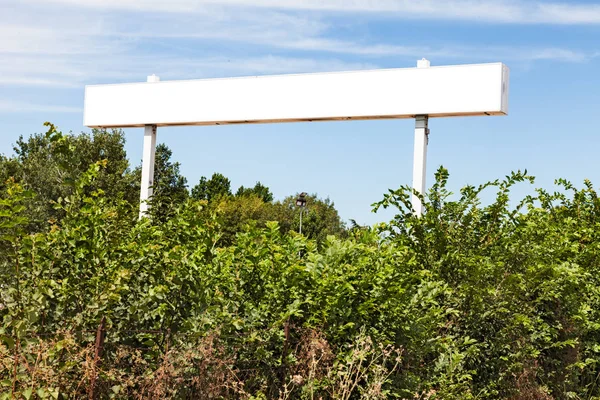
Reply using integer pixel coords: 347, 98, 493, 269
411, 59, 431, 216
412, 115, 429, 216
139, 124, 157, 219
139, 75, 160, 219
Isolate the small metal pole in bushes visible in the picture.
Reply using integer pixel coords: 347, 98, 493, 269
90, 316, 106, 400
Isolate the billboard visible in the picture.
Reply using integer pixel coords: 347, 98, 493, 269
84, 62, 509, 128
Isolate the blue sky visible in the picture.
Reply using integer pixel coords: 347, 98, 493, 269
1, 0, 600, 225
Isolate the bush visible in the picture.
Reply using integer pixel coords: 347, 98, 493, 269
2, 162, 600, 399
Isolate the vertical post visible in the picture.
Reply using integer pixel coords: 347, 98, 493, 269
139, 125, 157, 218
90, 316, 106, 400
139, 75, 160, 219
412, 115, 429, 216
412, 58, 431, 216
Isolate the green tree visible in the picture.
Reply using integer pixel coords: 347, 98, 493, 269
212, 194, 268, 246
209, 191, 347, 246
0, 124, 137, 228
236, 181, 274, 203
145, 143, 188, 221
267, 193, 347, 243
191, 172, 232, 202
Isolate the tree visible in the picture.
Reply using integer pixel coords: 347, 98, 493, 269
266, 193, 347, 243
207, 190, 347, 246
191, 172, 231, 202
236, 181, 274, 203
212, 194, 268, 246
145, 143, 188, 221
0, 123, 138, 229
190, 172, 345, 245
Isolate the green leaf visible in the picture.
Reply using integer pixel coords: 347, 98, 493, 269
0, 336, 14, 350
22, 388, 33, 400
36, 388, 46, 398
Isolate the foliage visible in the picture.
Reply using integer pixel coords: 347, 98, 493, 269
3, 128, 600, 399
188, 169, 345, 246
192, 174, 273, 204
269, 193, 347, 244
144, 143, 189, 221
0, 122, 345, 246
207, 192, 347, 247
0, 123, 137, 230
210, 193, 269, 246
236, 181, 274, 203
191, 172, 232, 202
0, 125, 190, 226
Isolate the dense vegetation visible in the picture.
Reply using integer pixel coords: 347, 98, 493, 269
1, 125, 600, 399
0, 124, 345, 243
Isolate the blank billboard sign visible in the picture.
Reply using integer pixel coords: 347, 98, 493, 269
84, 62, 509, 128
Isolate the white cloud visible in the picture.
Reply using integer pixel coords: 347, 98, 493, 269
18, 0, 600, 24
0, 0, 594, 93
0, 100, 81, 113
160, 56, 378, 77
535, 3, 600, 24
529, 48, 589, 62
0, 52, 380, 88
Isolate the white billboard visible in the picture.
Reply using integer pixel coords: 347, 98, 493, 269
84, 62, 509, 128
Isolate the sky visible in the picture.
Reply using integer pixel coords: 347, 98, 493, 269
1, 0, 600, 225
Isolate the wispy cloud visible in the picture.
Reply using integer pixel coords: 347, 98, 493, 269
0, 100, 82, 113
528, 48, 589, 62
0, 51, 380, 88
20, 0, 600, 25
155, 56, 379, 78
0, 0, 595, 93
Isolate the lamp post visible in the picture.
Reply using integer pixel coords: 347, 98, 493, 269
296, 192, 307, 235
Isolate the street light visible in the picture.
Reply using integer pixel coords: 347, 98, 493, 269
296, 192, 307, 235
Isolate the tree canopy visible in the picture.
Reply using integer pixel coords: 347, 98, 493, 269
236, 181, 274, 202
191, 172, 231, 202
144, 143, 188, 221
0, 126, 347, 244
0, 123, 138, 229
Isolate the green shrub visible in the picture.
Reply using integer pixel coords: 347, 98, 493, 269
2, 161, 600, 399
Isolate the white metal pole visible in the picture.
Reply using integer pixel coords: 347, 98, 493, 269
412, 115, 429, 216
139, 124, 157, 218
411, 58, 431, 216
138, 75, 160, 219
